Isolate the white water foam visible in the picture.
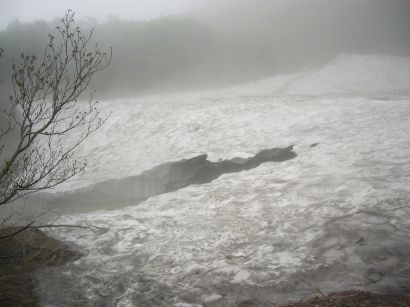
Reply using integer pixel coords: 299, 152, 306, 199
38, 54, 410, 306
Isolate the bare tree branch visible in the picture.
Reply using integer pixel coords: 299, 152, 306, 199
0, 11, 111, 206
0, 221, 35, 239
0, 221, 108, 240
32, 223, 108, 234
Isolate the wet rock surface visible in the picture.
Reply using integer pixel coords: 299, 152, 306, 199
0, 228, 81, 307
51, 145, 296, 213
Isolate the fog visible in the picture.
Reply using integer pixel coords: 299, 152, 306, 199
2, 1, 410, 306
0, 0, 204, 29
1, 0, 409, 99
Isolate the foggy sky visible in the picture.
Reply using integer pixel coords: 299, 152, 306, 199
1, 0, 409, 98
0, 0, 206, 29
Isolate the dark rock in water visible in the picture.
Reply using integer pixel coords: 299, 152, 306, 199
355, 237, 365, 246
50, 145, 297, 213
0, 228, 81, 307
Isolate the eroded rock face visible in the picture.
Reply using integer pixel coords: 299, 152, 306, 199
52, 145, 297, 213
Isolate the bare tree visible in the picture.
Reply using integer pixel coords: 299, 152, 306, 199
0, 11, 112, 206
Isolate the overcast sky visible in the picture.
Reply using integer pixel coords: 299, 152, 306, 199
0, 0, 208, 29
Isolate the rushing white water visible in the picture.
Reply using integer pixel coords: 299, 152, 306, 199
38, 54, 410, 306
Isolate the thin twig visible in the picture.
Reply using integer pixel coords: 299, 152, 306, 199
0, 221, 35, 240
316, 288, 327, 298
32, 224, 108, 234
0, 222, 108, 240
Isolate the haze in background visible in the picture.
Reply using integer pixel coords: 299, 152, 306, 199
0, 0, 409, 99
0, 0, 205, 29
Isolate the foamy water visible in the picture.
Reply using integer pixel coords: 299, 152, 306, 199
38, 54, 410, 306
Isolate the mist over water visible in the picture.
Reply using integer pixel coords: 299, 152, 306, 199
0, 0, 409, 100
1, 0, 410, 306
35, 54, 410, 305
